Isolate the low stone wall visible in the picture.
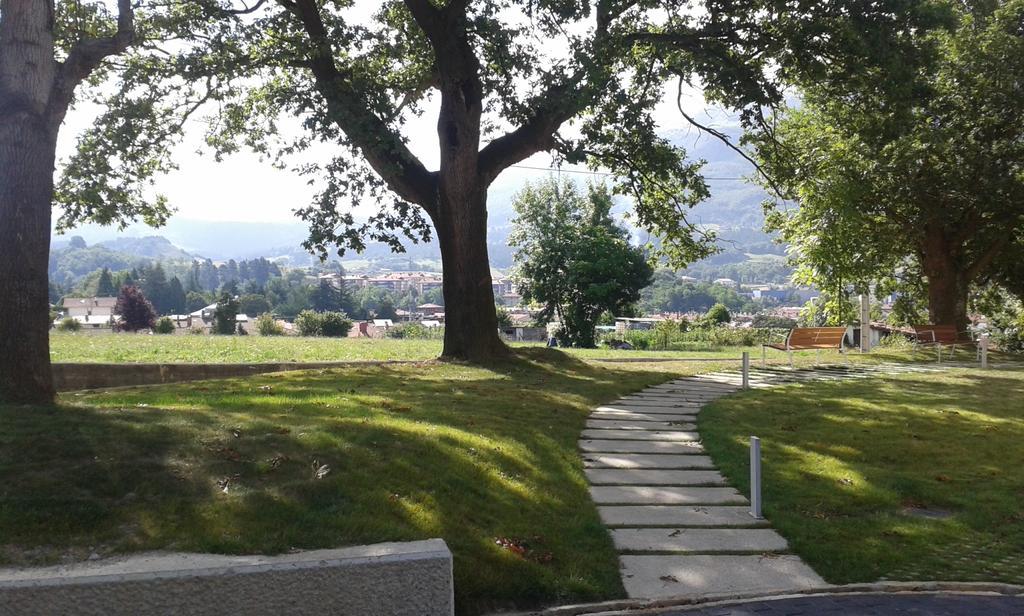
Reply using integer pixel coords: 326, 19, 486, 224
0, 540, 453, 616
52, 360, 419, 391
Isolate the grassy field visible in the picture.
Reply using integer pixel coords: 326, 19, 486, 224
2, 349, 753, 615
49, 333, 442, 363
50, 331, 902, 366
700, 366, 1024, 586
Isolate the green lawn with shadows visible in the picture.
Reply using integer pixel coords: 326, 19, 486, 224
3, 349, 709, 615
700, 367, 1024, 586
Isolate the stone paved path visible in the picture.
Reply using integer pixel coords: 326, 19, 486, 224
581, 362, 951, 600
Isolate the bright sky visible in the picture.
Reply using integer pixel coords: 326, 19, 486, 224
54, 36, 733, 225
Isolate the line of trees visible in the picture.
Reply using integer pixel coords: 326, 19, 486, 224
0, 0, 978, 403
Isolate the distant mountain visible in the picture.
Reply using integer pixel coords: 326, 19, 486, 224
96, 236, 194, 260
50, 124, 781, 276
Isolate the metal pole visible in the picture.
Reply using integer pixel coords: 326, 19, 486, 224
742, 351, 750, 389
750, 436, 762, 519
981, 333, 989, 369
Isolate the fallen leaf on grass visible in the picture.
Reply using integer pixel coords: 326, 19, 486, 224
311, 460, 330, 480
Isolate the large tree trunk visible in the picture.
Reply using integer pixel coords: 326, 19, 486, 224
432, 183, 509, 362
920, 226, 970, 331
0, 0, 59, 404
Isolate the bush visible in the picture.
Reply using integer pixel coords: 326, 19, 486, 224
385, 322, 444, 339
603, 326, 790, 351
255, 313, 285, 336
154, 317, 175, 334
56, 317, 81, 332
190, 326, 205, 335
319, 312, 353, 337
295, 310, 353, 337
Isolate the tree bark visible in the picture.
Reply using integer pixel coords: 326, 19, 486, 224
431, 190, 509, 361
0, 0, 60, 404
920, 226, 970, 331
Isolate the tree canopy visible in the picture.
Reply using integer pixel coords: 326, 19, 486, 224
753, 0, 1024, 328
510, 178, 652, 347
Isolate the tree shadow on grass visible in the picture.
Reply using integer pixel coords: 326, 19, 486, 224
700, 367, 1024, 586
3, 348, 679, 615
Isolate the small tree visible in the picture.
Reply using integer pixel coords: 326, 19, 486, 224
255, 313, 285, 336
294, 310, 323, 337
96, 268, 117, 297
704, 304, 732, 326
212, 294, 239, 335
115, 285, 157, 332
510, 179, 653, 348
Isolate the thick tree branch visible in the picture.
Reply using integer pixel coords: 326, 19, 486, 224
49, 0, 135, 122
478, 85, 576, 186
282, 0, 438, 211
674, 79, 785, 199
966, 234, 1010, 280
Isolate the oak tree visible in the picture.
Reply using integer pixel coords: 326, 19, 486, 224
61, 0, 941, 364
753, 0, 1024, 329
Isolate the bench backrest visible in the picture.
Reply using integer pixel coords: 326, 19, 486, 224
911, 325, 968, 344
786, 327, 848, 349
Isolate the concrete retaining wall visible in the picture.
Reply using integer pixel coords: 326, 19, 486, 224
0, 539, 453, 616
52, 360, 419, 391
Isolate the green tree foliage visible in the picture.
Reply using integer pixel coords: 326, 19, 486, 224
640, 269, 760, 314
56, 317, 82, 332
495, 306, 513, 328
294, 310, 352, 337
212, 293, 240, 335
154, 316, 175, 334
60, 0, 939, 362
114, 285, 157, 332
96, 268, 117, 296
704, 303, 732, 325
510, 179, 652, 347
255, 313, 285, 336
239, 293, 271, 317
753, 1, 1024, 329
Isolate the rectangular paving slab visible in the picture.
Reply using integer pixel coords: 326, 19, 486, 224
611, 528, 788, 553
619, 554, 825, 598
584, 469, 725, 486
581, 429, 700, 441
598, 405, 702, 414
608, 400, 701, 409
578, 440, 705, 454
590, 486, 746, 505
585, 419, 697, 431
589, 411, 697, 422
598, 505, 768, 527
582, 454, 713, 469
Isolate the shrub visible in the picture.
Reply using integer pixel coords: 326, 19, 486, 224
56, 317, 81, 332
295, 310, 353, 337
190, 326, 205, 335
385, 322, 444, 339
255, 313, 285, 336
154, 317, 175, 334
319, 312, 352, 337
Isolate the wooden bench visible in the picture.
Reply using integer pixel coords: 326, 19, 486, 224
762, 326, 849, 368
911, 324, 975, 361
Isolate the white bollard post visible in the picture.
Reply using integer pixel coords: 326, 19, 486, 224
981, 333, 989, 368
750, 436, 762, 519
742, 351, 750, 389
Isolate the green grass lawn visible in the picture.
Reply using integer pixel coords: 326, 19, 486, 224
50, 331, 905, 366
1, 349, 745, 614
49, 333, 442, 363
700, 366, 1024, 586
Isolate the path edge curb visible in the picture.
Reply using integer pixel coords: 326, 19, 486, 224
491, 581, 1024, 615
